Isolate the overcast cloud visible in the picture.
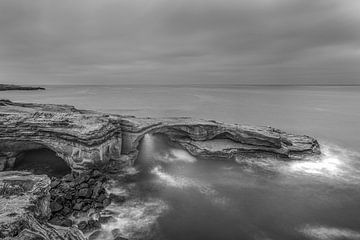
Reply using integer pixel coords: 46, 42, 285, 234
0, 0, 359, 85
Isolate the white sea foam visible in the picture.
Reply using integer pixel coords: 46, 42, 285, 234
97, 198, 168, 240
151, 166, 229, 207
288, 143, 360, 183
299, 224, 360, 240
153, 148, 197, 163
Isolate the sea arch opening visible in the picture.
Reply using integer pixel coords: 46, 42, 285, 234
1, 141, 71, 178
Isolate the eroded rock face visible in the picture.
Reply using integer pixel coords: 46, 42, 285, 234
0, 171, 85, 240
120, 117, 321, 164
0, 100, 122, 172
0, 100, 320, 172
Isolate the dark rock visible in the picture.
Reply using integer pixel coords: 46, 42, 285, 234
62, 174, 74, 182
82, 205, 91, 212
94, 202, 104, 208
114, 237, 128, 240
75, 175, 91, 185
92, 182, 103, 199
61, 206, 72, 216
109, 193, 126, 204
112, 229, 128, 240
99, 216, 115, 224
49, 216, 72, 227
103, 198, 111, 207
73, 202, 84, 211
49, 216, 64, 226
77, 221, 87, 230
88, 178, 95, 185
64, 192, 73, 200
78, 188, 91, 197
89, 230, 105, 240
79, 183, 89, 189
96, 193, 106, 203
92, 170, 101, 177
62, 218, 73, 227
50, 201, 63, 212
50, 180, 61, 188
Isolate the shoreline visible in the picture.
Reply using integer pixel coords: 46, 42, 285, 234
0, 99, 321, 240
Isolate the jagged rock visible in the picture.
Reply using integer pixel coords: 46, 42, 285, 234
77, 188, 91, 198
62, 174, 74, 182
0, 100, 320, 173
73, 202, 84, 211
50, 201, 63, 212
0, 171, 85, 240
96, 193, 106, 203
77, 221, 87, 231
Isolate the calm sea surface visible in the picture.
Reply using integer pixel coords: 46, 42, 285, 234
2, 85, 360, 240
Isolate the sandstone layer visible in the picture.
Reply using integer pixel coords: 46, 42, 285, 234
0, 99, 320, 172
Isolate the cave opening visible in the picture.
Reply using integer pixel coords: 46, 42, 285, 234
13, 148, 71, 178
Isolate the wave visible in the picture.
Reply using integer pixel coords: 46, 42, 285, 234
151, 166, 229, 207
299, 224, 360, 240
152, 148, 197, 163
287, 143, 360, 183
96, 198, 168, 240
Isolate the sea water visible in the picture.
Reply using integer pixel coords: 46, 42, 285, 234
2, 85, 360, 240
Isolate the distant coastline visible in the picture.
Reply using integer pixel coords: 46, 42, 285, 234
0, 84, 45, 91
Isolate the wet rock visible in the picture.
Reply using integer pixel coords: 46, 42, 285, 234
61, 206, 72, 216
73, 202, 84, 211
0, 171, 85, 240
75, 175, 91, 185
99, 216, 115, 224
50, 202, 63, 212
62, 174, 74, 182
82, 205, 91, 212
92, 182, 103, 199
103, 198, 112, 207
112, 229, 128, 240
109, 193, 126, 204
77, 221, 87, 231
89, 230, 104, 240
78, 188, 91, 197
50, 179, 61, 188
92, 170, 101, 177
79, 183, 89, 189
94, 202, 104, 208
96, 193, 106, 203
49, 216, 72, 227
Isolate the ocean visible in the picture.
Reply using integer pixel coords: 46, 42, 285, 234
2, 85, 360, 240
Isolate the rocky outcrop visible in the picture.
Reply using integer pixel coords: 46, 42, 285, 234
120, 117, 320, 164
0, 99, 320, 172
48, 170, 111, 231
0, 100, 122, 172
0, 171, 85, 240
0, 84, 45, 91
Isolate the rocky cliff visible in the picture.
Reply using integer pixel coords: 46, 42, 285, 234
0, 99, 320, 172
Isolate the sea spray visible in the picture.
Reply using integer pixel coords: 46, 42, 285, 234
151, 165, 229, 207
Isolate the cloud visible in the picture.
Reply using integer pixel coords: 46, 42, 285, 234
0, 0, 359, 84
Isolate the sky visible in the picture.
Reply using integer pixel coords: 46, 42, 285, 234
0, 0, 359, 85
